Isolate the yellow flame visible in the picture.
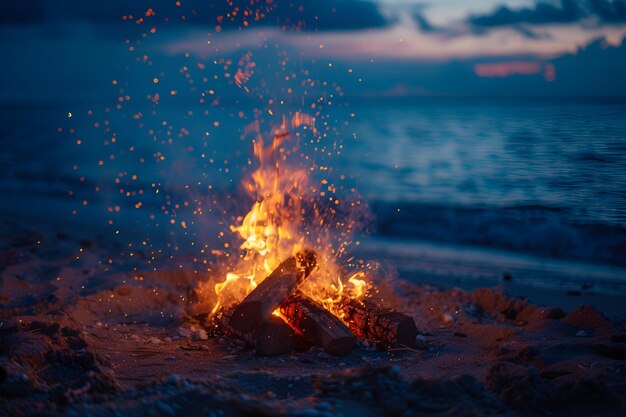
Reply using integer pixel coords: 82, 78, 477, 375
205, 114, 371, 322
302, 271, 369, 319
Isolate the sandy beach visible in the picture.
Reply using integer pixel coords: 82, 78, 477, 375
1, 206, 624, 417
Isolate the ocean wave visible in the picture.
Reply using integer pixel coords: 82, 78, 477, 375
372, 201, 626, 266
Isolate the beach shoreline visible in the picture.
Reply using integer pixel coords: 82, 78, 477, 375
1, 207, 625, 416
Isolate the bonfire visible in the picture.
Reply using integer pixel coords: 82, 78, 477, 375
191, 115, 417, 356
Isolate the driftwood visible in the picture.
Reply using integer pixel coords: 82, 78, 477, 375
229, 249, 317, 333
218, 309, 294, 356
280, 295, 356, 356
342, 300, 417, 348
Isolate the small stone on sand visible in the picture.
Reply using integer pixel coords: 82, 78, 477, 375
178, 327, 193, 338
193, 329, 208, 341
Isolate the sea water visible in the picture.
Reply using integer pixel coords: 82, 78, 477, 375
1, 97, 625, 294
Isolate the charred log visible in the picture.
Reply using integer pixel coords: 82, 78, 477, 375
280, 295, 356, 356
218, 309, 294, 356
342, 300, 417, 349
229, 249, 317, 333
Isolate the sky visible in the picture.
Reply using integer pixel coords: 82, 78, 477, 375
1, 0, 626, 99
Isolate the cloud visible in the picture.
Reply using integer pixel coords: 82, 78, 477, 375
512, 25, 553, 39
413, 8, 554, 40
473, 61, 544, 77
412, 9, 469, 37
0, 0, 45, 24
588, 0, 626, 22
468, 0, 581, 27
0, 0, 389, 32
468, 0, 626, 28
272, 0, 388, 31
412, 11, 439, 33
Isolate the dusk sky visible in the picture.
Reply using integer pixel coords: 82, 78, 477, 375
1, 0, 626, 99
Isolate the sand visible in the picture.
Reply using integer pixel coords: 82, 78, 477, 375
1, 213, 625, 417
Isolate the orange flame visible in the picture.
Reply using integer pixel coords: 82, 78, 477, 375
204, 113, 371, 319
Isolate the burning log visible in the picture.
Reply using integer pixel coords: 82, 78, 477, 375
280, 295, 356, 356
218, 309, 294, 356
229, 249, 317, 333
342, 300, 418, 349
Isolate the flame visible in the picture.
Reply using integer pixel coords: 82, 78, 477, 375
300, 271, 368, 319
204, 113, 372, 321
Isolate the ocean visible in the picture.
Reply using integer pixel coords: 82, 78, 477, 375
2, 97, 625, 297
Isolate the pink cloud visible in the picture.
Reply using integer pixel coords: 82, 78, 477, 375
474, 61, 542, 78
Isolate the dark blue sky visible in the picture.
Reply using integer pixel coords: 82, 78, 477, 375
1, 0, 625, 100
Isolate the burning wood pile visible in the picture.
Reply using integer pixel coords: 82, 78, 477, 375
213, 249, 417, 356
199, 124, 417, 356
